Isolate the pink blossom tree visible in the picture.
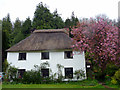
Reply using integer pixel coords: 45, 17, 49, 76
71, 17, 119, 73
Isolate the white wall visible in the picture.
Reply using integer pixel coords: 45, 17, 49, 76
7, 51, 86, 80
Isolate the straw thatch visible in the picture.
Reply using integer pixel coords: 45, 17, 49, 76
6, 29, 72, 52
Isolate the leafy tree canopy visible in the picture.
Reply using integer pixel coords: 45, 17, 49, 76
33, 2, 64, 29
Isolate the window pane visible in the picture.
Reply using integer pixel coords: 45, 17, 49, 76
64, 51, 73, 59
18, 53, 26, 60
18, 69, 26, 78
41, 52, 49, 59
41, 69, 49, 77
65, 68, 73, 79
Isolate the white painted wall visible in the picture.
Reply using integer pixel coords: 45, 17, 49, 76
7, 51, 86, 80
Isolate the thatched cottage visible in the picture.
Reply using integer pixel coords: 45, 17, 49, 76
7, 29, 86, 81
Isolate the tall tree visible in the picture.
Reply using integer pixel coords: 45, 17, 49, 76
2, 14, 12, 60
2, 14, 12, 33
65, 12, 79, 28
33, 2, 54, 29
21, 17, 32, 38
65, 18, 71, 28
116, 19, 120, 66
11, 18, 23, 46
33, 2, 65, 29
71, 12, 79, 27
52, 9, 64, 29
65, 12, 79, 37
71, 17, 119, 78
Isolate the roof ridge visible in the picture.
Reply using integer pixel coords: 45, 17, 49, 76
33, 29, 68, 34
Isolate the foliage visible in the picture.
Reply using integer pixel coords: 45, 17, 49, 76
23, 62, 51, 84
71, 17, 119, 79
65, 12, 78, 28
94, 63, 119, 81
22, 70, 42, 84
40, 61, 50, 69
52, 9, 65, 29
65, 12, 79, 37
74, 69, 85, 80
33, 2, 64, 29
105, 63, 119, 77
3, 59, 9, 72
111, 77, 117, 85
2, 14, 12, 61
11, 18, 23, 46
56, 64, 64, 82
111, 69, 120, 85
3, 65, 18, 82
21, 17, 32, 38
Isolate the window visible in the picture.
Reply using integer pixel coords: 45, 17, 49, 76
41, 69, 49, 77
65, 68, 73, 79
18, 69, 26, 78
64, 51, 73, 59
41, 52, 49, 59
18, 53, 26, 60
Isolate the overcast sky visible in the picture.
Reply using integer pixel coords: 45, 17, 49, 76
0, 0, 119, 22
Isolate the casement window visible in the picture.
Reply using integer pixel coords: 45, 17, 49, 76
41, 69, 49, 77
18, 53, 26, 60
65, 67, 73, 79
18, 69, 26, 78
64, 51, 73, 59
41, 52, 49, 59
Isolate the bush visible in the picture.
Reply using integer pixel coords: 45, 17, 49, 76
111, 69, 120, 85
111, 77, 117, 85
105, 63, 119, 77
3, 65, 18, 83
74, 69, 85, 80
22, 62, 53, 84
94, 63, 119, 81
22, 70, 42, 84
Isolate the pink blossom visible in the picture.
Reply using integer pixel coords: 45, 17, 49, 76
71, 17, 119, 68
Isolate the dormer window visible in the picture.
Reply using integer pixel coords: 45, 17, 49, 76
18, 53, 26, 60
64, 51, 73, 59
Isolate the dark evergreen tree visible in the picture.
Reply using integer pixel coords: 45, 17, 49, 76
2, 14, 12, 58
65, 18, 71, 28
65, 12, 79, 37
2, 14, 12, 33
33, 2, 65, 29
33, 2, 54, 29
71, 12, 79, 26
11, 18, 23, 45
52, 9, 64, 29
2, 14, 13, 72
21, 17, 32, 38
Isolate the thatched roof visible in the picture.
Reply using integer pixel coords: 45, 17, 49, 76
6, 29, 72, 52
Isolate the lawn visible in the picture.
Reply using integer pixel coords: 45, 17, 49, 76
2, 83, 104, 88
2, 80, 105, 88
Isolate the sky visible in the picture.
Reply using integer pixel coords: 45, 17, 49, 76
0, 0, 120, 22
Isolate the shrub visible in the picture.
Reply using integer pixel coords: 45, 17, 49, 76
111, 77, 117, 85
74, 69, 85, 80
22, 62, 52, 84
105, 63, 119, 77
3, 65, 18, 83
22, 70, 42, 84
94, 63, 119, 81
56, 64, 64, 82
111, 69, 120, 85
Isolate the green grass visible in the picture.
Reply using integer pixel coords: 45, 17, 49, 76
106, 84, 120, 88
2, 80, 105, 88
2, 83, 104, 88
